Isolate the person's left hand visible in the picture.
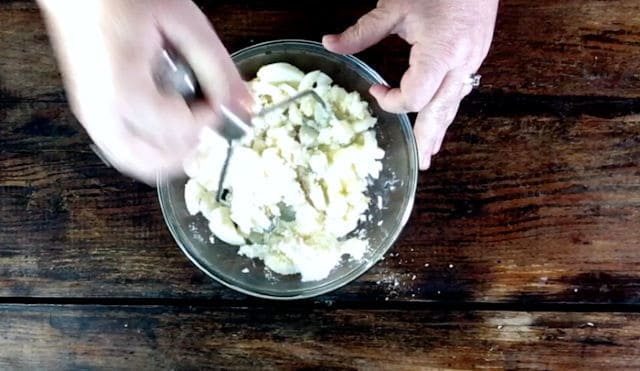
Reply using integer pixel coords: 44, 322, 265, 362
323, 0, 499, 169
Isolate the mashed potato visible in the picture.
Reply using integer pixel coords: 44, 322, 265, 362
183, 62, 384, 281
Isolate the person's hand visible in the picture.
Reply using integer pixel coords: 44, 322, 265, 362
37, 0, 250, 183
323, 0, 498, 169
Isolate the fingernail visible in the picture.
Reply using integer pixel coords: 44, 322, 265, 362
370, 84, 388, 94
369, 85, 384, 102
419, 152, 431, 170
432, 143, 442, 156
322, 35, 336, 45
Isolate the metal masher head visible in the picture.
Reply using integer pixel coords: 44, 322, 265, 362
215, 89, 332, 206
153, 47, 332, 220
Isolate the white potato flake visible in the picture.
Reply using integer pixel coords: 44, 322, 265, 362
256, 62, 305, 84
207, 207, 245, 246
184, 179, 204, 216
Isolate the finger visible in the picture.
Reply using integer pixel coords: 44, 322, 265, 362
414, 110, 438, 170
90, 121, 169, 184
322, 6, 401, 55
101, 87, 217, 184
122, 83, 213, 158
111, 41, 218, 183
430, 111, 455, 155
370, 46, 449, 113
100, 108, 206, 185
431, 83, 473, 155
113, 137, 167, 185
155, 1, 252, 112
114, 137, 182, 185
414, 70, 469, 169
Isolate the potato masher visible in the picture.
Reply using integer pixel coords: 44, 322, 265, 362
154, 47, 330, 206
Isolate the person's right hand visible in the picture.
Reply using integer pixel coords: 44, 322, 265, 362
37, 0, 250, 183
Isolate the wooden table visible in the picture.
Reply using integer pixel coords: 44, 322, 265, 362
1, 0, 639, 369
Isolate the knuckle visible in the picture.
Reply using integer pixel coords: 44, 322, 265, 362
429, 104, 457, 127
354, 8, 385, 36
444, 110, 458, 126
430, 37, 474, 69
467, 50, 487, 72
435, 42, 464, 67
347, 20, 369, 42
391, 0, 412, 14
404, 100, 425, 113
460, 85, 473, 99
401, 94, 426, 112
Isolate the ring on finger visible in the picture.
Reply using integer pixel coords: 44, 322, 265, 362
463, 73, 482, 88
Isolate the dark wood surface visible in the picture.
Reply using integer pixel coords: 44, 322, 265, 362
2, 305, 640, 370
1, 0, 639, 368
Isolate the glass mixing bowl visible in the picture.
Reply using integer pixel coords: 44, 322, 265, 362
158, 40, 418, 299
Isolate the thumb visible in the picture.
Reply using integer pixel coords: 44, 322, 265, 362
322, 7, 401, 55
155, 1, 251, 112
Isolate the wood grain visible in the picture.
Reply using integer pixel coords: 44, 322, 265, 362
0, 1, 63, 102
0, 304, 639, 370
488, 0, 640, 97
0, 0, 639, 301
1, 100, 638, 303
1, 0, 640, 365
1, 0, 640, 100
